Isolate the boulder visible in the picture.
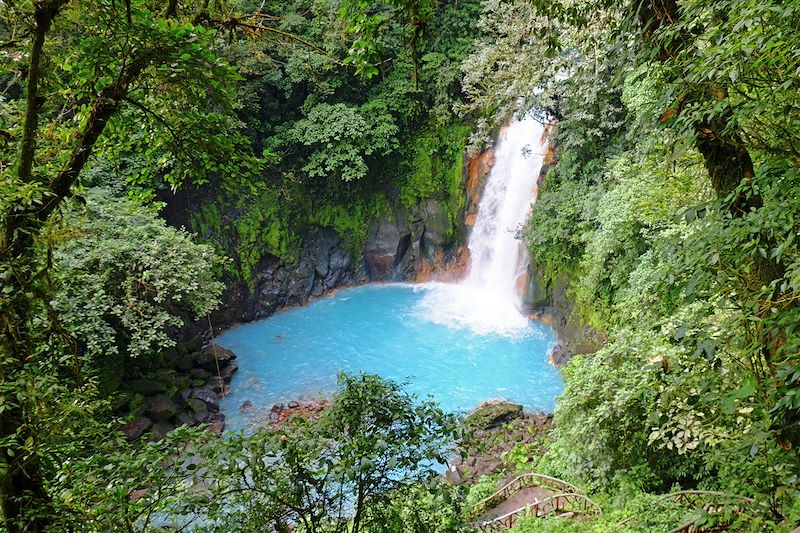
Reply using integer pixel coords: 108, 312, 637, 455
177, 354, 196, 371
146, 394, 177, 422
465, 402, 523, 430
112, 391, 134, 413
446, 465, 464, 485
219, 361, 238, 383
150, 421, 174, 441
161, 347, 181, 369
209, 379, 227, 394
175, 412, 196, 427
177, 335, 203, 356
189, 388, 220, 412
195, 344, 237, 371
206, 413, 225, 434
191, 368, 211, 380
121, 417, 153, 441
187, 398, 208, 422
154, 368, 178, 384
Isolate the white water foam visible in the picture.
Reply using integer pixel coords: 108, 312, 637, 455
417, 115, 548, 336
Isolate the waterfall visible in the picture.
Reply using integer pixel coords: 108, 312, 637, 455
416, 115, 547, 336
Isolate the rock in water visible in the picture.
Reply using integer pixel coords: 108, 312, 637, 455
195, 344, 237, 371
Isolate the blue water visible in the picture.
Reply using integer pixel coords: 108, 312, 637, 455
218, 284, 562, 429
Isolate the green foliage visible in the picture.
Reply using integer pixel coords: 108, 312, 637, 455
361, 482, 470, 533
400, 122, 469, 241
649, 0, 800, 162
479, 0, 800, 527
306, 194, 391, 254
288, 102, 399, 182
49, 426, 220, 532
190, 186, 300, 288
464, 473, 502, 509
508, 491, 693, 533
50, 189, 224, 362
50, 374, 463, 532
210, 373, 462, 532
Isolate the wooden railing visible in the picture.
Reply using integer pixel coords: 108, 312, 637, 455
473, 475, 758, 532
469, 472, 581, 519
475, 492, 602, 531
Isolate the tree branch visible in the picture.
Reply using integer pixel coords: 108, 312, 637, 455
15, 0, 68, 185
37, 58, 148, 226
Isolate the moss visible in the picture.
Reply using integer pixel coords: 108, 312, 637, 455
190, 187, 300, 291
400, 121, 470, 244
306, 194, 391, 255
187, 122, 471, 291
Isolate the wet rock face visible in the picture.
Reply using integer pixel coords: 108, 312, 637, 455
524, 259, 607, 368
208, 200, 471, 326
121, 417, 153, 440
362, 201, 465, 283
212, 228, 361, 326
521, 140, 607, 367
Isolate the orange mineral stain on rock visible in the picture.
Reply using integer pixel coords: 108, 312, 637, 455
414, 245, 471, 283
543, 144, 555, 167
415, 254, 433, 283
467, 148, 495, 206
515, 271, 529, 298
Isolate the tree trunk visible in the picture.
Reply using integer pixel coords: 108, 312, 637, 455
1, 5, 147, 528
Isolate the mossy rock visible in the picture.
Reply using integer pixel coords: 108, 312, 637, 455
175, 376, 192, 391
154, 368, 178, 384
111, 391, 134, 412
176, 335, 203, 356
128, 379, 168, 394
465, 402, 523, 430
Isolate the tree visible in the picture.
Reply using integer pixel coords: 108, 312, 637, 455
209, 373, 461, 533
461, 0, 800, 522
50, 373, 464, 532
0, 1, 293, 529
